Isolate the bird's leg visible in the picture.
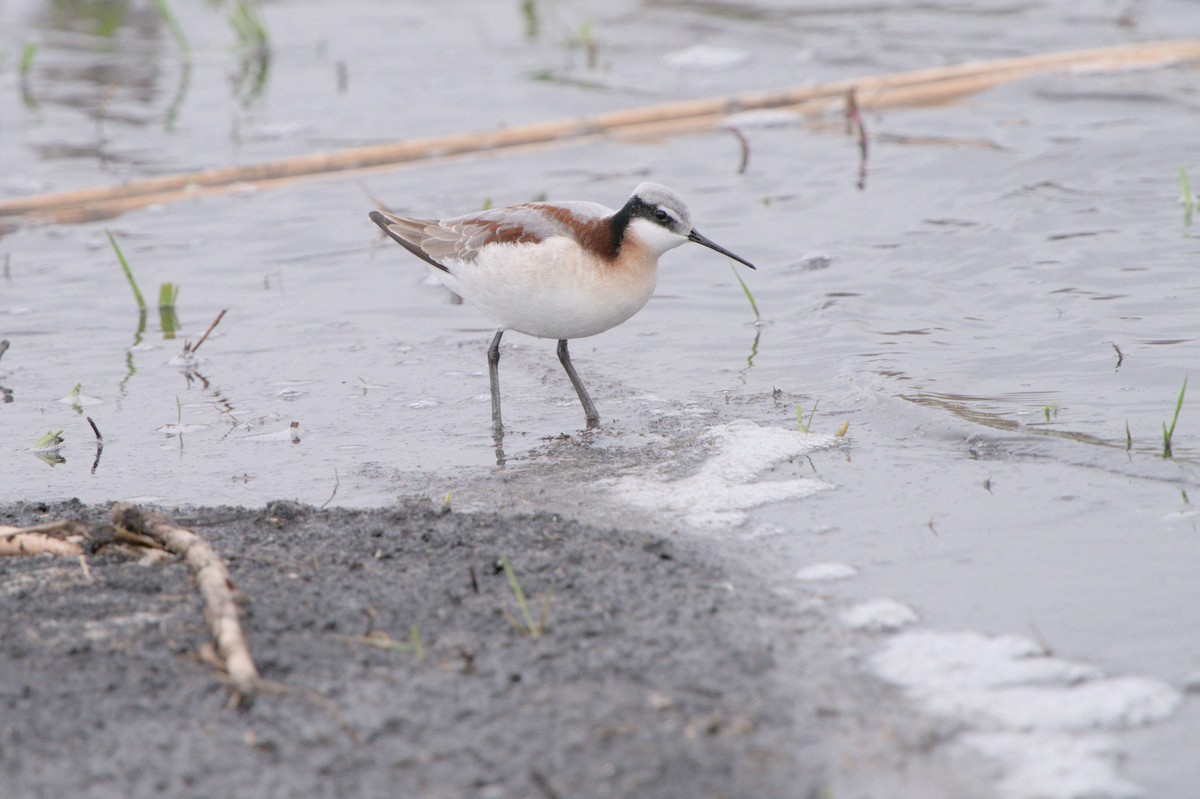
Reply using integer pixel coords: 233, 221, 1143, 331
557, 339, 600, 430
488, 330, 504, 434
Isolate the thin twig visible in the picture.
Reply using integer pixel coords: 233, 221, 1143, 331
185, 309, 227, 356
320, 468, 339, 509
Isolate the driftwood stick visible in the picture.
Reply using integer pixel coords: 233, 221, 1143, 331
0, 528, 85, 557
111, 503, 260, 698
1, 40, 1197, 225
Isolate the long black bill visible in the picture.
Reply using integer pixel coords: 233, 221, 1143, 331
688, 229, 757, 270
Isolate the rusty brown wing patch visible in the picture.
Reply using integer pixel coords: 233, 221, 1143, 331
529, 205, 619, 263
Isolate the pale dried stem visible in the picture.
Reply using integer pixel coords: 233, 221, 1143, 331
1, 41, 1197, 224
111, 503, 260, 699
0, 531, 84, 557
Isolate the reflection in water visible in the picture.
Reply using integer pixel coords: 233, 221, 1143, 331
230, 1, 271, 106
87, 415, 104, 473
30, 428, 66, 466
33, 3, 165, 111
903, 390, 1121, 450
19, 0, 274, 153
119, 310, 146, 402
0, 340, 12, 403
32, 449, 67, 467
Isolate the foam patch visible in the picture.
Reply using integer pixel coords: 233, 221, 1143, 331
871, 629, 1181, 798
610, 420, 834, 528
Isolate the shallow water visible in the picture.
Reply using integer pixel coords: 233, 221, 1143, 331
2, 1, 1199, 796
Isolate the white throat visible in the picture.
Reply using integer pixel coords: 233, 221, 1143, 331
627, 217, 688, 257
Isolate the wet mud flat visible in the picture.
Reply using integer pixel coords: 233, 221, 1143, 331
1, 498, 845, 799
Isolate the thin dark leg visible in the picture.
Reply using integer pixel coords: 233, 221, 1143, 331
557, 339, 600, 430
488, 330, 504, 434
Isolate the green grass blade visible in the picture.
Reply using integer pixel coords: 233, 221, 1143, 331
19, 42, 39, 109
1162, 375, 1187, 458
107, 230, 146, 310
409, 624, 424, 661
500, 556, 539, 637
1181, 168, 1194, 227
730, 262, 760, 322
19, 42, 37, 75
158, 282, 179, 309
32, 430, 64, 449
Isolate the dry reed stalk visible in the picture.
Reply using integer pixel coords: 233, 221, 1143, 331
0, 40, 1197, 224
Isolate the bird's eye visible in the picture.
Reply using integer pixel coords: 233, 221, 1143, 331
653, 208, 669, 222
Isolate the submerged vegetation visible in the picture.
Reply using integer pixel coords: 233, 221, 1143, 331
229, 0, 270, 104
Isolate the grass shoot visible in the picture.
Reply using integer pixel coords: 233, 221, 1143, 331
1162, 375, 1187, 458
107, 230, 146, 311
499, 556, 551, 638
347, 625, 424, 660
19, 42, 39, 109
158, 282, 180, 309
32, 430, 63, 450
1181, 167, 1195, 227
572, 20, 598, 69
730, 262, 761, 323
19, 42, 36, 75
797, 399, 818, 433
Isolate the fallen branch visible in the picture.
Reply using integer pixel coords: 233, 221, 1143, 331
1, 40, 1197, 224
111, 503, 260, 700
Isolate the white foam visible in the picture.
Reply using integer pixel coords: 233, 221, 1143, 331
662, 45, 749, 70
840, 598, 918, 631
795, 562, 858, 582
610, 420, 833, 528
965, 732, 1143, 799
871, 629, 1181, 798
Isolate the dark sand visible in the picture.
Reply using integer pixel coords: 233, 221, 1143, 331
1, 499, 839, 799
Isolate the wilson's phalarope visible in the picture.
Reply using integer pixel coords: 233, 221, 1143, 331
369, 182, 756, 432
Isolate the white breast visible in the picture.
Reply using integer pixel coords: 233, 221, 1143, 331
436, 237, 660, 340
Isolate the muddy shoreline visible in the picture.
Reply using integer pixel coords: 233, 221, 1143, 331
2, 499, 845, 798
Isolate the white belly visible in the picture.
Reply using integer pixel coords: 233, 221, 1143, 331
437, 237, 659, 340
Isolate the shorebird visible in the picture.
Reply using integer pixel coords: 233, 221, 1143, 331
369, 182, 756, 432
